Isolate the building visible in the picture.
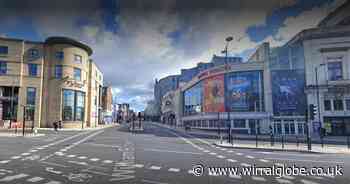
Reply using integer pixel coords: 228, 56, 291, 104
181, 43, 272, 134
101, 86, 113, 124
158, 0, 350, 136
118, 103, 131, 121
154, 55, 243, 119
0, 36, 103, 129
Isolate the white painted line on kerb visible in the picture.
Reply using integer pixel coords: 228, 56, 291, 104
27, 177, 44, 182
300, 179, 320, 184
276, 178, 293, 184
252, 176, 266, 182
266, 158, 344, 164
149, 166, 161, 170
144, 148, 202, 155
0, 173, 29, 182
45, 181, 62, 184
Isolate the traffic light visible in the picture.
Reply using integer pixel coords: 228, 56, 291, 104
309, 104, 317, 120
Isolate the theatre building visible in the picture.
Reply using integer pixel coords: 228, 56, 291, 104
0, 36, 103, 129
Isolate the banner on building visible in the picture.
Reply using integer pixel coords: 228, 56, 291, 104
203, 74, 225, 112
184, 82, 202, 114
225, 71, 263, 112
272, 70, 306, 116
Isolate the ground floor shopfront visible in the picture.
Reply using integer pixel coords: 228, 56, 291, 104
324, 116, 350, 136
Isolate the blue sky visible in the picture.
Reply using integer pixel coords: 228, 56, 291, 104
0, 0, 346, 111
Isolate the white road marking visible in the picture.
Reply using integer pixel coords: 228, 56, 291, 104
45, 181, 62, 184
229, 174, 242, 179
21, 152, 31, 156
83, 143, 120, 148
246, 155, 255, 159
309, 176, 324, 180
41, 161, 68, 168
78, 156, 87, 159
0, 160, 11, 164
267, 158, 343, 164
55, 152, 64, 156
300, 179, 320, 184
0, 173, 28, 181
259, 159, 269, 162
144, 148, 202, 155
60, 149, 67, 152
275, 163, 285, 167
37, 147, 45, 150
236, 153, 243, 156
221, 148, 227, 151
240, 163, 251, 167
0, 169, 13, 173
252, 176, 266, 181
11, 156, 21, 159
141, 179, 168, 184
259, 151, 321, 157
282, 175, 295, 180
203, 150, 210, 153
168, 168, 180, 172
45, 167, 62, 174
149, 166, 161, 170
227, 150, 234, 153
217, 155, 226, 159
27, 177, 44, 182
227, 159, 237, 162
68, 161, 88, 166
103, 160, 113, 164
67, 155, 76, 158
209, 152, 217, 155
29, 150, 38, 153
90, 158, 100, 162
276, 178, 293, 184
133, 164, 144, 168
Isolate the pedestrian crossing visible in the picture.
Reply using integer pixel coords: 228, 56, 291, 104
0, 172, 61, 183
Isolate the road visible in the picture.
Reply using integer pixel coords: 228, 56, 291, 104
0, 122, 349, 184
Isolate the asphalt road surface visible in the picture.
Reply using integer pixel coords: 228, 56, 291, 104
0, 122, 349, 184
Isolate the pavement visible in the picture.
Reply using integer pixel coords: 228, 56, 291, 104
0, 121, 349, 183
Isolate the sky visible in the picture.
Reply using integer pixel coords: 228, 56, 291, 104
0, 0, 346, 111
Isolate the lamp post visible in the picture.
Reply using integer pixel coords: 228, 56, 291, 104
315, 64, 326, 130
221, 36, 234, 65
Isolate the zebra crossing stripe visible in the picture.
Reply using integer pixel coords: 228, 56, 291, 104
0, 173, 29, 181
252, 176, 266, 182
27, 177, 44, 182
149, 166, 161, 170
168, 168, 180, 172
133, 164, 144, 168
0, 160, 11, 164
276, 178, 293, 184
90, 158, 99, 162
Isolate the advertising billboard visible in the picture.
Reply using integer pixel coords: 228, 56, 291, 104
272, 70, 306, 116
184, 82, 202, 115
203, 74, 225, 112
225, 71, 263, 112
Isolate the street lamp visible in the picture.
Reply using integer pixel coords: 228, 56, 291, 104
221, 36, 234, 65
315, 63, 326, 129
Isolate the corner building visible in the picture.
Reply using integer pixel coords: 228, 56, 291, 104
0, 36, 103, 129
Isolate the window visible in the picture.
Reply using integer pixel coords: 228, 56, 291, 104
74, 54, 82, 64
0, 46, 8, 55
55, 65, 63, 79
234, 119, 246, 128
26, 87, 36, 121
327, 61, 343, 81
75, 91, 85, 121
0, 61, 6, 75
63, 90, 75, 121
333, 99, 344, 111
74, 68, 81, 81
28, 64, 38, 76
346, 99, 350, 111
55, 51, 64, 60
26, 87, 36, 106
62, 89, 86, 121
28, 49, 39, 58
324, 100, 331, 111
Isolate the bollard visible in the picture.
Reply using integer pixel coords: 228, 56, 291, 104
296, 136, 299, 148
321, 136, 324, 148
255, 133, 258, 148
282, 135, 285, 149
